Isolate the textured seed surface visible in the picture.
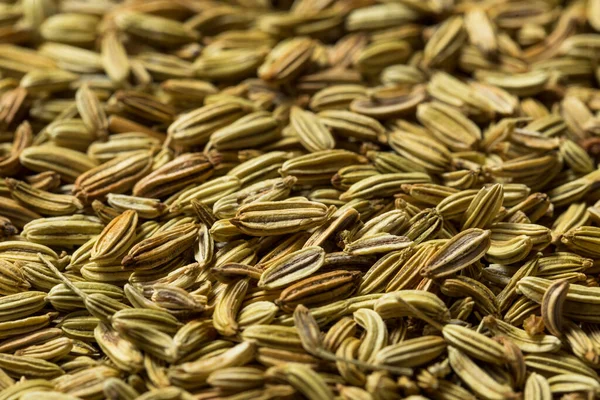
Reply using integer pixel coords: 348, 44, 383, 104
0, 1, 598, 399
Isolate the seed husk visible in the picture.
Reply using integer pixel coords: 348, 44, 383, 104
0, 2, 597, 398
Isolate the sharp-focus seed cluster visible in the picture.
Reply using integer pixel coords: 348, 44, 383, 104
0, 0, 600, 399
